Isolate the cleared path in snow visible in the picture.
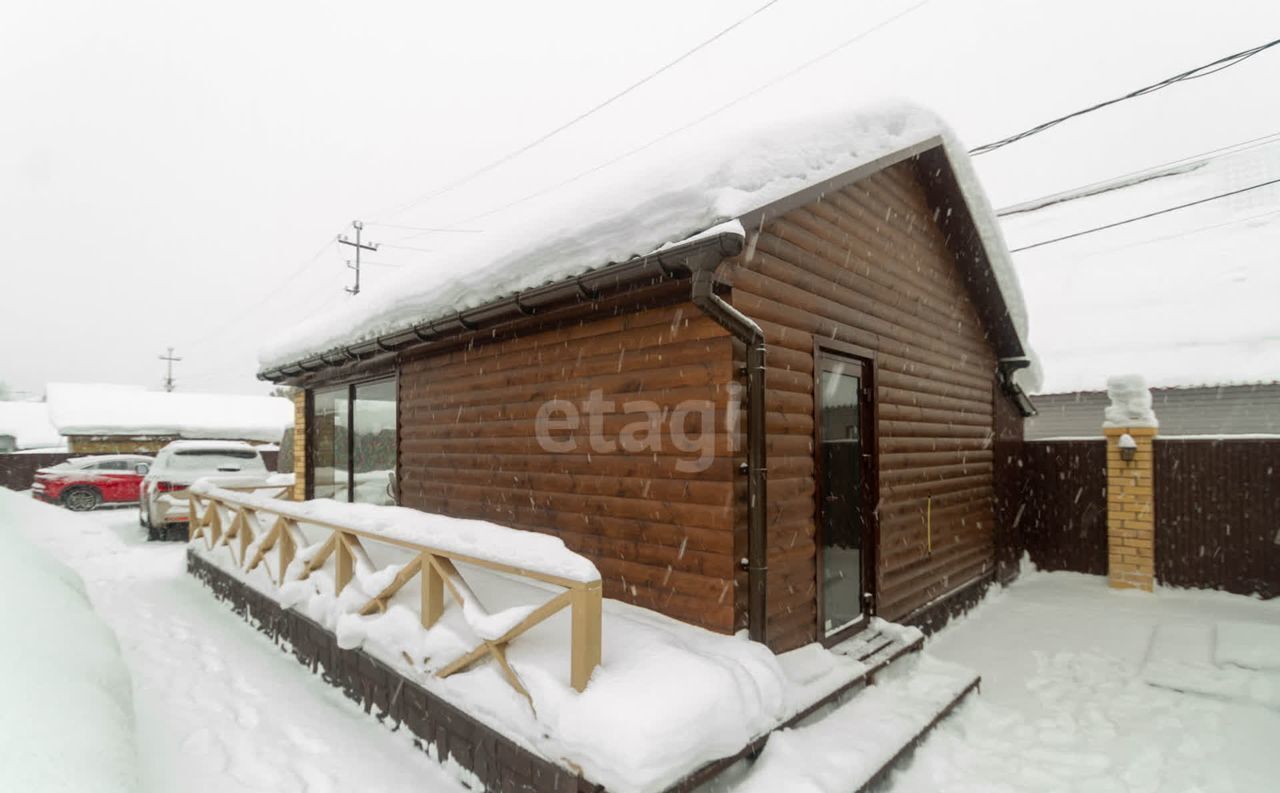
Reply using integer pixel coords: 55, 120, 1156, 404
13, 498, 466, 793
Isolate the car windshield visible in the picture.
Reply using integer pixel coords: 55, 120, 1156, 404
166, 450, 266, 473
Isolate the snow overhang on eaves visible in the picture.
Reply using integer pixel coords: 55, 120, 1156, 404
258, 230, 746, 383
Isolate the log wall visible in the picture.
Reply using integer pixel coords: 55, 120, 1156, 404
730, 160, 1002, 650
397, 296, 741, 633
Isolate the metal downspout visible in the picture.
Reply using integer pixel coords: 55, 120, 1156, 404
689, 266, 768, 645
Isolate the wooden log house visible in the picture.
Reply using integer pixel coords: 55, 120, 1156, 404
261, 115, 1037, 653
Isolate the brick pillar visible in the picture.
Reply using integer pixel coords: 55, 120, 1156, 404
292, 391, 307, 501
1105, 426, 1156, 590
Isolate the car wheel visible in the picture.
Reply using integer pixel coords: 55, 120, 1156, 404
138, 501, 147, 526
62, 487, 102, 512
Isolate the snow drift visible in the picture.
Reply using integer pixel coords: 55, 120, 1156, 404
0, 489, 139, 793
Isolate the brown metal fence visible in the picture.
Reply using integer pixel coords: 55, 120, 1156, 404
0, 450, 281, 493
1011, 441, 1108, 575
1155, 439, 1280, 598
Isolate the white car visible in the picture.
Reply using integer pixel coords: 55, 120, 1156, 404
139, 440, 268, 540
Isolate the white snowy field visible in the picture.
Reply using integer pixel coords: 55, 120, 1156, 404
4, 490, 1279, 793
0, 490, 465, 793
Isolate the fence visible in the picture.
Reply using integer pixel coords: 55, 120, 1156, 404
187, 483, 603, 695
0, 450, 281, 492
1012, 441, 1108, 575
1155, 440, 1280, 598
1010, 438, 1279, 597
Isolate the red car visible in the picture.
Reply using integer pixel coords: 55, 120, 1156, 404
32, 454, 154, 511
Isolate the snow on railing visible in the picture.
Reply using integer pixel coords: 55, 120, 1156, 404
186, 481, 602, 695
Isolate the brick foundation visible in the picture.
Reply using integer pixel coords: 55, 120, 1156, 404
1105, 426, 1156, 591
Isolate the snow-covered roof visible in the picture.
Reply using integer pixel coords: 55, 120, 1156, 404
46, 383, 293, 443
0, 401, 64, 450
1002, 144, 1280, 394
260, 101, 1035, 385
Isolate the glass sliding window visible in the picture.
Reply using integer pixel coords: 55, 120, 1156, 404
311, 386, 350, 501
352, 379, 397, 505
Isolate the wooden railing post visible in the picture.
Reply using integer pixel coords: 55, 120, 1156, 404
278, 518, 296, 586
208, 501, 222, 546
421, 553, 444, 628
570, 581, 602, 693
335, 531, 354, 593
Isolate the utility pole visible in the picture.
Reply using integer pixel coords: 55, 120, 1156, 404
159, 347, 182, 392
338, 220, 378, 296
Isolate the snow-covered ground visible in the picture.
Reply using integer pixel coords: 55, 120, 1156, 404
5, 490, 1278, 793
1, 490, 465, 793
886, 567, 1280, 793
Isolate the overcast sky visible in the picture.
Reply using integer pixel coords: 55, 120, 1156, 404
4, 0, 1278, 398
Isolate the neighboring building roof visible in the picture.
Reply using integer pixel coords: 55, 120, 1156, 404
1026, 383, 1280, 439
1001, 143, 1280, 394
259, 101, 1036, 387
0, 401, 64, 450
46, 383, 293, 443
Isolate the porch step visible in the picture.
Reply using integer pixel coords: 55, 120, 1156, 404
730, 653, 980, 793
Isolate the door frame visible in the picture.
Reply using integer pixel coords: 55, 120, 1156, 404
812, 338, 880, 647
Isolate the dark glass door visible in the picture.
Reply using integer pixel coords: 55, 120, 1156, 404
817, 352, 874, 638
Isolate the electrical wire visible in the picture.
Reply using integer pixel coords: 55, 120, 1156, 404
373, 0, 784, 222
434, 0, 934, 231
997, 130, 1280, 216
364, 222, 481, 233
971, 38, 1280, 156
1010, 177, 1280, 252
1074, 206, 1280, 254
182, 236, 338, 350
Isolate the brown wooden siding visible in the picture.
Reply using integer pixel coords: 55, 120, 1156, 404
397, 297, 741, 633
1155, 439, 1280, 598
730, 161, 1002, 651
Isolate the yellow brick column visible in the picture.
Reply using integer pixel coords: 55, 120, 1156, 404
292, 391, 307, 501
1105, 426, 1156, 590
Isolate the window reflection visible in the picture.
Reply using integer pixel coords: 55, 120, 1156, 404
353, 379, 397, 505
311, 386, 350, 501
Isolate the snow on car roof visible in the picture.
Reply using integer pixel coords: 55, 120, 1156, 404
46, 384, 292, 443
1001, 144, 1280, 394
259, 100, 1034, 382
164, 439, 261, 452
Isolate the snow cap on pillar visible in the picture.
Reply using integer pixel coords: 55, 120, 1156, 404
1103, 374, 1158, 429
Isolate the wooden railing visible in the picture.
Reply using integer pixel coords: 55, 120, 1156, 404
187, 483, 602, 695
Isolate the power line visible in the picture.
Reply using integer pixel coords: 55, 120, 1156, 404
379, 242, 436, 254
184, 236, 338, 350
373, 0, 784, 221
1079, 206, 1280, 253
1010, 177, 1280, 252
364, 222, 482, 233
439, 0, 934, 230
971, 38, 1280, 157
997, 129, 1280, 216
